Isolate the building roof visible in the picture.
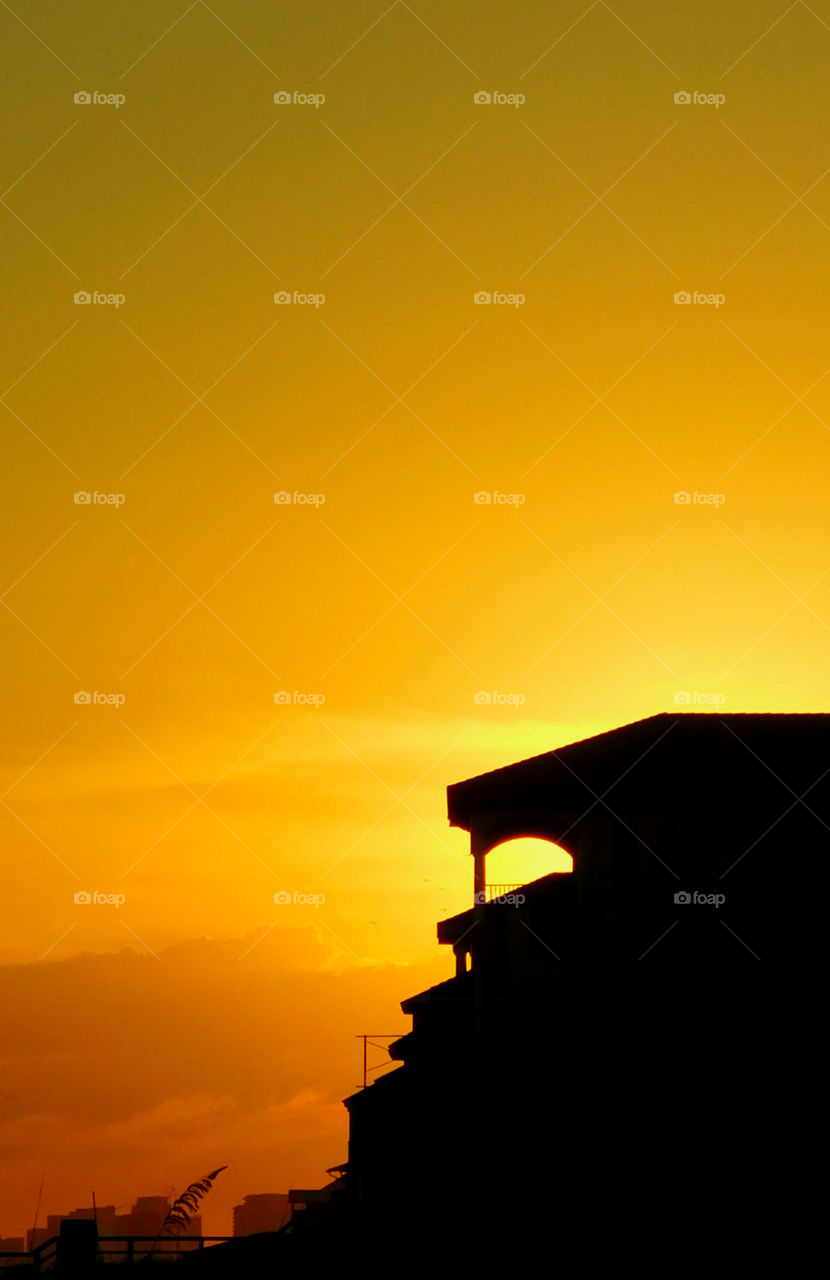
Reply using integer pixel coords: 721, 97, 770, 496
447, 712, 830, 833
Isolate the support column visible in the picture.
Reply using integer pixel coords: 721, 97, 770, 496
470, 830, 487, 1097
472, 830, 487, 905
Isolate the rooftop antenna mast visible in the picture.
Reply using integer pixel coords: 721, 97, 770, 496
355, 1034, 403, 1089
31, 1172, 44, 1245
92, 1191, 100, 1263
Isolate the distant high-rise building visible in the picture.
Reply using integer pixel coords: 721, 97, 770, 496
121, 1196, 169, 1237
28, 1217, 65, 1252
27, 1195, 202, 1252
232, 1194, 290, 1236
67, 1206, 118, 1234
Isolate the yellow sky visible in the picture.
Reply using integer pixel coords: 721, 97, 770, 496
3, 0, 830, 1238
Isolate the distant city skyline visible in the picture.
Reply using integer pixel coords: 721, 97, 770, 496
0, 1187, 296, 1250
26, 1194, 203, 1253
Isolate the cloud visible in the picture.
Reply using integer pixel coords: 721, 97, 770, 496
0, 930, 447, 1237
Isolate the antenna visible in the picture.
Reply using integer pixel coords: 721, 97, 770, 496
31, 1173, 44, 1245
92, 1191, 99, 1262
355, 1034, 404, 1089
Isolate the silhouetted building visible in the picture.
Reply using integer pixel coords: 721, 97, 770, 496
14, 713, 826, 1271
232, 1194, 290, 1235
56, 1219, 97, 1273
302, 714, 830, 1259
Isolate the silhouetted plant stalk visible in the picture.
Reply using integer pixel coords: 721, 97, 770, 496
143, 1167, 227, 1262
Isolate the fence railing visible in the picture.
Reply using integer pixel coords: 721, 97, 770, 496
0, 1236, 235, 1271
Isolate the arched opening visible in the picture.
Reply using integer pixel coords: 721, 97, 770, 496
483, 836, 573, 898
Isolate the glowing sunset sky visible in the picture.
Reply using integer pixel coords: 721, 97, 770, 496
3, 0, 830, 1238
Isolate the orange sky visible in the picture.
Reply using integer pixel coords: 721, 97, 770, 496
3, 0, 830, 1239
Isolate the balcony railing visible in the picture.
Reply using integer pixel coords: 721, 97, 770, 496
485, 883, 524, 898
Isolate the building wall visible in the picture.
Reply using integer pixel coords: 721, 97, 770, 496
233, 1194, 290, 1235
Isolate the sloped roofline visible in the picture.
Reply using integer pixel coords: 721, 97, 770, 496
446, 711, 830, 831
